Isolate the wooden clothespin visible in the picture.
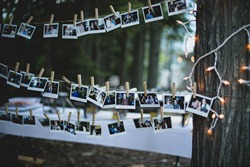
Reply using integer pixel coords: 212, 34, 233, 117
67, 111, 72, 125
95, 8, 99, 20
38, 68, 45, 78
77, 74, 82, 88
116, 112, 120, 124
73, 14, 77, 27
125, 82, 129, 97
160, 106, 163, 119
5, 105, 8, 115
77, 110, 80, 123
15, 107, 18, 118
143, 81, 147, 97
9, 16, 14, 25
172, 82, 176, 98
26, 16, 33, 25
62, 76, 71, 85
105, 81, 109, 93
128, 2, 131, 14
43, 113, 50, 120
147, 0, 152, 9
14, 62, 20, 74
80, 11, 84, 22
193, 82, 197, 98
50, 71, 55, 84
109, 5, 117, 17
49, 14, 54, 25
26, 63, 30, 76
90, 76, 95, 90
92, 114, 95, 126
56, 110, 61, 122
29, 110, 33, 121
140, 109, 144, 123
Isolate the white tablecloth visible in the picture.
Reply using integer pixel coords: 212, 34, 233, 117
0, 107, 192, 158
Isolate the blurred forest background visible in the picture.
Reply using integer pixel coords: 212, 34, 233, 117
0, 0, 195, 105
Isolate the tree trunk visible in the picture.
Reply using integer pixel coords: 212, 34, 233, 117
191, 0, 250, 166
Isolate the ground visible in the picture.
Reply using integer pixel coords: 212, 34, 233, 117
0, 135, 191, 167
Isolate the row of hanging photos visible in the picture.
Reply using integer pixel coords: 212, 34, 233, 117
0, 104, 174, 137
0, 0, 189, 39
1, 61, 214, 119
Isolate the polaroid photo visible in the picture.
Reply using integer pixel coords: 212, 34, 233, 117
75, 121, 90, 133
17, 23, 36, 39
50, 120, 65, 131
76, 20, 90, 37
11, 114, 23, 125
88, 18, 105, 34
166, 0, 188, 16
121, 10, 140, 28
7, 70, 22, 88
108, 121, 126, 136
186, 94, 213, 118
133, 117, 152, 129
87, 86, 107, 108
42, 80, 60, 99
38, 118, 49, 126
103, 91, 116, 109
27, 77, 48, 92
104, 12, 121, 32
20, 72, 34, 87
0, 111, 11, 121
70, 83, 89, 103
115, 91, 136, 109
2, 24, 17, 38
43, 23, 59, 38
64, 121, 76, 135
0, 63, 8, 79
62, 24, 78, 39
137, 92, 160, 108
88, 125, 102, 138
163, 94, 185, 114
23, 115, 35, 125
142, 4, 164, 23
153, 117, 172, 133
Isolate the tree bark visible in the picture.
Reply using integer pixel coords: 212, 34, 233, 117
191, 0, 250, 166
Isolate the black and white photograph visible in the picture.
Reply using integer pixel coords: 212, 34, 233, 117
88, 125, 102, 137
43, 23, 59, 38
87, 86, 107, 108
163, 94, 185, 114
38, 118, 49, 126
0, 63, 8, 79
133, 117, 152, 129
115, 91, 136, 109
11, 114, 23, 125
23, 115, 36, 125
42, 80, 60, 99
108, 121, 126, 136
186, 94, 213, 118
50, 120, 65, 131
153, 117, 172, 132
70, 84, 89, 103
88, 19, 105, 34
2, 24, 17, 38
103, 91, 116, 108
76, 20, 89, 37
27, 77, 48, 92
7, 70, 22, 89
17, 23, 36, 39
75, 121, 90, 133
166, 0, 188, 16
0, 111, 11, 121
20, 72, 34, 87
137, 92, 160, 108
62, 24, 77, 39
142, 4, 164, 23
120, 10, 140, 28
104, 12, 121, 32
64, 121, 76, 135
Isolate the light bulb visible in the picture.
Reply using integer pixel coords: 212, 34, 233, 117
206, 66, 215, 71
212, 114, 216, 119
219, 114, 224, 119
207, 129, 213, 135
176, 20, 184, 25
218, 97, 225, 103
223, 80, 230, 85
238, 79, 245, 84
183, 77, 189, 80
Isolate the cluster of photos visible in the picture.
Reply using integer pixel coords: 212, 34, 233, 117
0, 0, 188, 39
